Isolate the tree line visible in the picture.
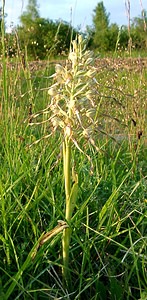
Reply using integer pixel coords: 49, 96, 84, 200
1, 0, 147, 60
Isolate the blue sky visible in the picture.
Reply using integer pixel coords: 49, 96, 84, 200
5, 0, 147, 32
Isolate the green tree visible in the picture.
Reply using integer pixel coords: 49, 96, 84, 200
17, 16, 78, 59
131, 10, 147, 49
108, 23, 119, 51
92, 1, 110, 51
0, 7, 7, 34
20, 0, 40, 26
17, 0, 78, 59
54, 21, 77, 55
17, 0, 40, 59
85, 25, 95, 49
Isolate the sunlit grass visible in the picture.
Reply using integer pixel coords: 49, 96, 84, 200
0, 18, 146, 300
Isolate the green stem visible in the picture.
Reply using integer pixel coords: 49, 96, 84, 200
64, 136, 71, 205
62, 135, 72, 285
1, 0, 8, 107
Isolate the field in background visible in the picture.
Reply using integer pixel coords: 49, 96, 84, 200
0, 52, 147, 299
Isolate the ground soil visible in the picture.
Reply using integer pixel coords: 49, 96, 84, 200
1, 57, 147, 72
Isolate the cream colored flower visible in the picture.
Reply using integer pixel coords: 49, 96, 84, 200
86, 68, 97, 78
48, 84, 58, 96
55, 64, 64, 75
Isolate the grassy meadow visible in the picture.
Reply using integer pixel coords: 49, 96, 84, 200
0, 38, 147, 300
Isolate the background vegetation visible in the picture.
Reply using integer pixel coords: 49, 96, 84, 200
0, 0, 147, 59
0, 0, 147, 299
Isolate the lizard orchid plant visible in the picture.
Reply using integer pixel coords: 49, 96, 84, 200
30, 35, 99, 285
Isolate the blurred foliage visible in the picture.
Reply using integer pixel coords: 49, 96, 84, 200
1, 0, 147, 59
3, 0, 78, 60
16, 18, 77, 59
87, 1, 147, 53
130, 10, 147, 49
92, 1, 110, 51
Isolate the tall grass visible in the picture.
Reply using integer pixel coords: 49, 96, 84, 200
0, 6, 147, 300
